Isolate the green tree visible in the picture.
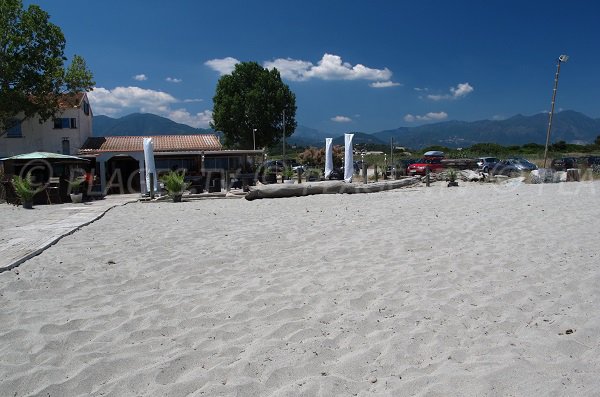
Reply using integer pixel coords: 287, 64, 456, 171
211, 61, 296, 149
0, 0, 95, 136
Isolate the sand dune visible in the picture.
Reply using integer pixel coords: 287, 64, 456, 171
1, 181, 600, 396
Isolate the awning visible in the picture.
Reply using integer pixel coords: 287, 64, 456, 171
0, 152, 90, 162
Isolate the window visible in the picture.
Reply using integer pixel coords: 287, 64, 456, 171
62, 138, 70, 155
5, 118, 22, 138
53, 118, 77, 129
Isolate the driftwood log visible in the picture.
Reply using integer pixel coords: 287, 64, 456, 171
245, 178, 419, 200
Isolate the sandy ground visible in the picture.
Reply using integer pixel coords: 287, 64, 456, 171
1, 180, 600, 396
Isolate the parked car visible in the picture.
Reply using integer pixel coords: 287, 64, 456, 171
579, 156, 600, 171
489, 160, 522, 177
260, 159, 303, 173
550, 157, 578, 171
407, 156, 445, 176
505, 158, 538, 171
476, 157, 501, 173
353, 160, 364, 174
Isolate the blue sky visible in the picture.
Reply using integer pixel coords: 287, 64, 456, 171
26, 0, 600, 134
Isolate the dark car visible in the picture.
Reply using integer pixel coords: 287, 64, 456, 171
507, 158, 538, 171
490, 157, 537, 176
550, 157, 578, 171
579, 156, 600, 171
353, 160, 364, 174
490, 160, 522, 177
260, 159, 302, 173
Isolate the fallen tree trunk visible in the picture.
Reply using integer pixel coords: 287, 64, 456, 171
245, 178, 419, 200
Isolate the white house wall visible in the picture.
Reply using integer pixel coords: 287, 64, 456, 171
0, 102, 93, 158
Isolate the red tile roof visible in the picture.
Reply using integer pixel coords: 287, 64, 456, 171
78, 135, 222, 154
58, 92, 86, 109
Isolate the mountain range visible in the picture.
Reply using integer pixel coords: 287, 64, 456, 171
93, 111, 600, 149
94, 113, 211, 136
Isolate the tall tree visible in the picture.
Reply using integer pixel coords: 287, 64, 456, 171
0, 0, 95, 136
211, 62, 296, 149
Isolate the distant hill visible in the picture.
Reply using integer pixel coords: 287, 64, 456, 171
93, 113, 212, 136
332, 132, 385, 146
287, 125, 330, 147
92, 110, 600, 149
372, 110, 600, 148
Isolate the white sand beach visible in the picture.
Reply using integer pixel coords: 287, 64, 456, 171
1, 180, 600, 396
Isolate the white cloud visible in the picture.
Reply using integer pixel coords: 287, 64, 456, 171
404, 111, 448, 122
206, 53, 395, 86
427, 82, 474, 101
133, 74, 148, 81
369, 81, 402, 88
263, 58, 314, 81
166, 77, 182, 83
331, 115, 352, 123
264, 53, 392, 82
167, 109, 213, 128
205, 57, 240, 75
88, 86, 177, 116
87, 86, 212, 128
183, 98, 203, 103
414, 87, 429, 92
451, 82, 474, 98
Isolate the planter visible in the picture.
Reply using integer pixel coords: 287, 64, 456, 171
447, 181, 459, 187
264, 174, 277, 184
70, 193, 83, 203
22, 200, 33, 209
172, 194, 182, 203
283, 179, 295, 184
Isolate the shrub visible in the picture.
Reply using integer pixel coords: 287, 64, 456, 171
283, 167, 294, 179
69, 178, 83, 194
447, 168, 458, 182
160, 171, 189, 198
11, 175, 36, 203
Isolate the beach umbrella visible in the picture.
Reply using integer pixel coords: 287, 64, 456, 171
143, 138, 159, 194
324, 138, 333, 179
344, 133, 354, 183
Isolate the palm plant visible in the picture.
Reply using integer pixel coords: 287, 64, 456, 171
11, 175, 36, 208
160, 171, 190, 202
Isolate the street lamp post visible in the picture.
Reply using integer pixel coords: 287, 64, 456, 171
252, 128, 257, 151
543, 54, 569, 169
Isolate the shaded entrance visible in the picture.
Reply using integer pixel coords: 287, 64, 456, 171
106, 155, 140, 194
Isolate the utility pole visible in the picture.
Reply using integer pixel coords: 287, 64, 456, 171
282, 110, 286, 166
543, 55, 569, 168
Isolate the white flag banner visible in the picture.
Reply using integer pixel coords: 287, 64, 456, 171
344, 133, 354, 183
324, 138, 333, 179
143, 137, 159, 194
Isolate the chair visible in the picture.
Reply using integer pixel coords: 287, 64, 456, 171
45, 177, 62, 204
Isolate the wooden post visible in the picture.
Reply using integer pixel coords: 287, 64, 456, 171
566, 168, 580, 182
149, 172, 155, 199
362, 163, 368, 184
374, 165, 378, 182
297, 170, 302, 184
426, 166, 430, 187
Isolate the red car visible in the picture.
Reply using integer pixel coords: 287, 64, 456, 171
407, 151, 445, 176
